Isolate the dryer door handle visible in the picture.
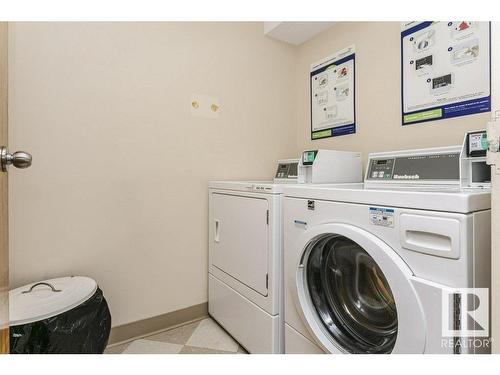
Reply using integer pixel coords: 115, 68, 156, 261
214, 219, 220, 242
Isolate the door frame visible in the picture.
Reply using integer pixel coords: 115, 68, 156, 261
0, 21, 9, 354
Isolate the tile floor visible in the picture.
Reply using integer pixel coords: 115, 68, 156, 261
105, 317, 248, 354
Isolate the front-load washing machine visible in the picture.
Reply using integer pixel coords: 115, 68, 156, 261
208, 150, 362, 353
283, 143, 491, 354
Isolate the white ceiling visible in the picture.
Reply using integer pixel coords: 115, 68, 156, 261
264, 22, 336, 45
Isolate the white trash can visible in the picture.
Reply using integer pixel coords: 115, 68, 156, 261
9, 276, 111, 354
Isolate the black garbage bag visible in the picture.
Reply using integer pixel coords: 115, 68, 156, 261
10, 287, 111, 354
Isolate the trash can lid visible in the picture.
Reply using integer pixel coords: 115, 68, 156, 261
9, 276, 98, 326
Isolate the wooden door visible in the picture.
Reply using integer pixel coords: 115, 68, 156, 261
0, 22, 8, 354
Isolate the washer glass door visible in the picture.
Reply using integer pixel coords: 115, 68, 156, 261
305, 234, 398, 353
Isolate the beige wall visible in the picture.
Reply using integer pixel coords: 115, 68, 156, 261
296, 22, 490, 164
8, 22, 297, 327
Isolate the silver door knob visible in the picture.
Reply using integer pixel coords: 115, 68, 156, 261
1, 146, 33, 172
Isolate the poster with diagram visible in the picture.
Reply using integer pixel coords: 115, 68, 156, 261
310, 45, 355, 140
401, 22, 491, 125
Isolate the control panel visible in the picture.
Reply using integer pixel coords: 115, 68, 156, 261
368, 159, 394, 180
366, 133, 491, 189
274, 159, 299, 182
366, 150, 461, 182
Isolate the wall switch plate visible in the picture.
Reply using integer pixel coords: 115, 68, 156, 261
190, 94, 220, 119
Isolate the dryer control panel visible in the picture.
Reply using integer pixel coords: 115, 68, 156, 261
274, 159, 299, 183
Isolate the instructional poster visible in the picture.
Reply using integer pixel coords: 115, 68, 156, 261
310, 45, 355, 140
401, 22, 491, 125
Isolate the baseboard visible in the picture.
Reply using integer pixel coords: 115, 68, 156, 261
108, 302, 208, 346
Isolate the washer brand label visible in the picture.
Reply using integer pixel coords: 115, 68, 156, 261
369, 207, 394, 227
307, 200, 315, 210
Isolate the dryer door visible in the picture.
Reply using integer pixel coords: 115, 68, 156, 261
211, 193, 269, 296
295, 223, 426, 354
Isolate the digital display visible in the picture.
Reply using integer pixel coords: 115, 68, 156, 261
377, 160, 388, 165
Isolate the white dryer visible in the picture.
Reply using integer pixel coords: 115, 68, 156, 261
283, 144, 491, 354
209, 150, 362, 353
